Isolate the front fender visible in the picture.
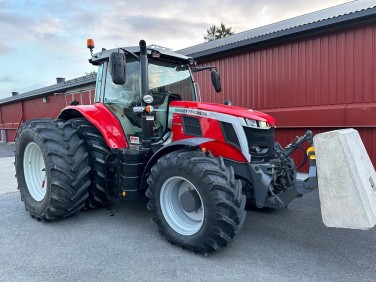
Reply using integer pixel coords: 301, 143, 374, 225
58, 104, 128, 149
140, 137, 215, 190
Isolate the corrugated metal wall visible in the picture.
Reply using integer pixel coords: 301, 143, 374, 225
1, 23, 375, 167
0, 102, 22, 142
274, 127, 376, 170
193, 23, 376, 167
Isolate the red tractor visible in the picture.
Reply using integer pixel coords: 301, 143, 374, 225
15, 39, 317, 254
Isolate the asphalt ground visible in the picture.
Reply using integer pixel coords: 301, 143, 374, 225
1, 144, 376, 281
0, 143, 15, 158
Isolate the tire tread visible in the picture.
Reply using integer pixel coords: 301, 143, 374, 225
15, 118, 91, 220
146, 150, 246, 254
65, 118, 110, 208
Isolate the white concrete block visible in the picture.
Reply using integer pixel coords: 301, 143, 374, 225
314, 129, 376, 230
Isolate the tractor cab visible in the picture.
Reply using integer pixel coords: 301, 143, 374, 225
89, 41, 205, 147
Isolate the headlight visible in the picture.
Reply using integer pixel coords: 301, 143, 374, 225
244, 118, 270, 128
260, 121, 270, 128
143, 94, 153, 104
244, 118, 258, 127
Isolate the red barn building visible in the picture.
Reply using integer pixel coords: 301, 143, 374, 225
0, 74, 96, 142
178, 0, 376, 165
0, 1, 375, 165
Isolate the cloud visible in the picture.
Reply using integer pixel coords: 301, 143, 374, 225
0, 0, 353, 97
0, 76, 13, 82
0, 42, 14, 55
0, 10, 34, 32
31, 14, 63, 38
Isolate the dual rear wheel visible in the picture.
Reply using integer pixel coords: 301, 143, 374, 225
15, 118, 109, 220
15, 119, 91, 220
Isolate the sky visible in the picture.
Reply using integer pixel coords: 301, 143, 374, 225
0, 0, 353, 99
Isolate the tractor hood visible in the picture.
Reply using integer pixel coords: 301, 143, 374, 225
170, 101, 276, 126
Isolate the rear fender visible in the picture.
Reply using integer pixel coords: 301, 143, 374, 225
140, 138, 214, 190
58, 104, 128, 149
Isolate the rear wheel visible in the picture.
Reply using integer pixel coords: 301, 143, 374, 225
15, 119, 91, 220
65, 118, 110, 208
23, 142, 47, 202
146, 150, 246, 254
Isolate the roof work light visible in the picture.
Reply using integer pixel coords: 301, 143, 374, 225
87, 39, 95, 56
87, 39, 95, 49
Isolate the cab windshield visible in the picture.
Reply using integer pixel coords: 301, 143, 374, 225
148, 61, 196, 102
104, 59, 195, 143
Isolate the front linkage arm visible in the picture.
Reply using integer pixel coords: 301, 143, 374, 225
276, 130, 318, 195
290, 130, 318, 195
250, 130, 318, 209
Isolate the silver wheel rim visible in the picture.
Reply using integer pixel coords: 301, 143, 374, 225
160, 176, 204, 236
23, 142, 47, 201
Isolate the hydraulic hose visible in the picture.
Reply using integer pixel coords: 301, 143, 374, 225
284, 130, 313, 158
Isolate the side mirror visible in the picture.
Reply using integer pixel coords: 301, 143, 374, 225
211, 69, 221, 93
109, 52, 126, 85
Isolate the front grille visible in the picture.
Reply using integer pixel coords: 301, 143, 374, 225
182, 116, 202, 136
243, 126, 275, 162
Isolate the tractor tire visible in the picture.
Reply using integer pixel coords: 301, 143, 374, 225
15, 119, 90, 220
65, 118, 110, 208
146, 150, 246, 254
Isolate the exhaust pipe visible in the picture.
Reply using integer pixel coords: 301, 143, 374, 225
139, 40, 149, 101
139, 40, 152, 149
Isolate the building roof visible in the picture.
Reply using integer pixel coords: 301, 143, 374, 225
177, 0, 376, 58
0, 73, 96, 106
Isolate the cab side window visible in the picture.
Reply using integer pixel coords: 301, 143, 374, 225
94, 64, 104, 103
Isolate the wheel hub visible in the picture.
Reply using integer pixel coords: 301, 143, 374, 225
180, 190, 202, 213
23, 142, 47, 202
160, 176, 204, 236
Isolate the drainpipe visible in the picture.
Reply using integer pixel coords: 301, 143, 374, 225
1, 129, 6, 144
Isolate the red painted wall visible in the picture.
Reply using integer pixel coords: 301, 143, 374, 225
193, 23, 376, 168
0, 102, 22, 141
0, 89, 95, 142
22, 95, 66, 121
1, 22, 375, 169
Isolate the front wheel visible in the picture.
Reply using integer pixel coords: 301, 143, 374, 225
146, 150, 246, 254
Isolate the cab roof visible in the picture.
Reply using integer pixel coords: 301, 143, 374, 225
90, 45, 194, 66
